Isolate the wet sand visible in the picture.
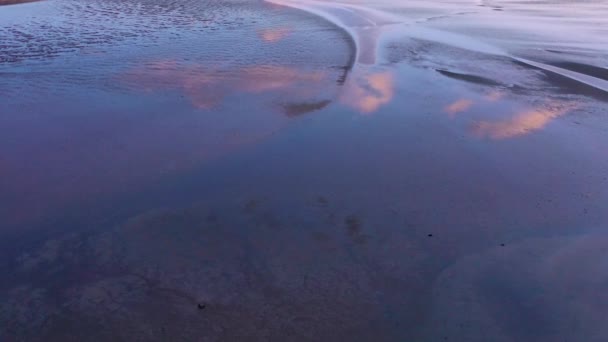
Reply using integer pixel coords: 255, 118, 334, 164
2, 0, 608, 340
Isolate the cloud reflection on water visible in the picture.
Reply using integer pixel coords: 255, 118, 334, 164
444, 98, 473, 117
126, 61, 328, 110
472, 103, 573, 139
340, 67, 395, 114
128, 58, 398, 116
1, 61, 339, 229
443, 91, 574, 140
257, 27, 292, 43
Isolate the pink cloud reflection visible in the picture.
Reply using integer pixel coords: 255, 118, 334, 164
340, 67, 395, 114
257, 27, 292, 43
472, 103, 575, 139
2, 61, 334, 229
125, 61, 327, 110
444, 99, 474, 117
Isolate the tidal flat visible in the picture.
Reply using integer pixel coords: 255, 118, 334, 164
1, 0, 608, 340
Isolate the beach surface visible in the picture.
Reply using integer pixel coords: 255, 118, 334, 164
1, 0, 608, 340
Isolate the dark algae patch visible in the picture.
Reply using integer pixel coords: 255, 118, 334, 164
436, 69, 503, 87
0, 0, 40, 5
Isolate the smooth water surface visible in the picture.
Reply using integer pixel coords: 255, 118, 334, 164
1, 0, 608, 340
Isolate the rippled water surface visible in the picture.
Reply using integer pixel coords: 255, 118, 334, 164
1, 0, 608, 340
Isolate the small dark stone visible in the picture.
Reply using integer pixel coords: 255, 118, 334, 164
500, 243, 505, 247
198, 303, 206, 310
428, 234, 433, 237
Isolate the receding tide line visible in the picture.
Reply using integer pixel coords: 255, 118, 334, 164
265, 0, 608, 94
515, 58, 608, 93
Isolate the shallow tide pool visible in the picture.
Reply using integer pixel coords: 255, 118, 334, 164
1, 0, 608, 340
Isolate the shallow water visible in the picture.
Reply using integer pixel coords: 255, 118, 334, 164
1, 0, 608, 340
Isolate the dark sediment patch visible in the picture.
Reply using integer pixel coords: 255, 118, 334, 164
0, 0, 40, 5
436, 69, 503, 87
282, 99, 332, 117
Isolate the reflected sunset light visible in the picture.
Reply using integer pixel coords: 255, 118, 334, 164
472, 103, 574, 139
